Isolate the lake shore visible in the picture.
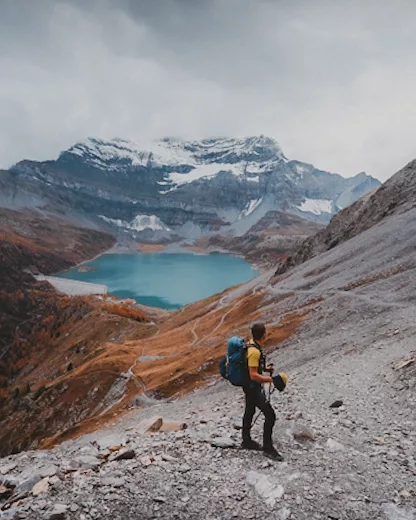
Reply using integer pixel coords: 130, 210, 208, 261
57, 246, 260, 310
107, 240, 268, 274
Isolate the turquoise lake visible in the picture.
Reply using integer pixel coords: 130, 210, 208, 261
58, 252, 259, 309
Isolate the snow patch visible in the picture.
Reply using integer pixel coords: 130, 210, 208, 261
98, 215, 126, 228
240, 198, 263, 218
168, 163, 243, 185
98, 214, 170, 231
296, 198, 333, 215
294, 163, 310, 177
130, 215, 170, 231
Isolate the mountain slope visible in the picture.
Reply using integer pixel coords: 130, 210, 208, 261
275, 159, 416, 275
0, 210, 155, 456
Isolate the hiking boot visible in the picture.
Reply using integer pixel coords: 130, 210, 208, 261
241, 439, 262, 451
263, 446, 284, 461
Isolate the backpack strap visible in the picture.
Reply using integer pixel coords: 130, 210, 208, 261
247, 340, 266, 373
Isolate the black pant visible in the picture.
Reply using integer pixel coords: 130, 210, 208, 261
242, 384, 276, 448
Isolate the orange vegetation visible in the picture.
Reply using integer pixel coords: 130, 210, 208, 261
41, 288, 311, 447
102, 302, 148, 322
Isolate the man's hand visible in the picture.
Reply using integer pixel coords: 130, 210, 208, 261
249, 366, 273, 384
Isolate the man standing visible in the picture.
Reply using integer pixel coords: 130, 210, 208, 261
242, 322, 284, 461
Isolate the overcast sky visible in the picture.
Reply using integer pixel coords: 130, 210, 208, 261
1, 0, 415, 180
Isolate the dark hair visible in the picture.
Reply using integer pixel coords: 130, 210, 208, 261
251, 322, 266, 341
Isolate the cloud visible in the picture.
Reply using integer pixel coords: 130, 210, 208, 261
0, 0, 415, 180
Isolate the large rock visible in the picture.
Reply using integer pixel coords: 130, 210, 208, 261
109, 449, 135, 462
70, 456, 101, 470
14, 474, 42, 497
159, 421, 187, 432
210, 437, 238, 449
94, 434, 127, 450
134, 416, 163, 435
0, 484, 13, 499
0, 463, 17, 476
39, 465, 57, 478
45, 504, 68, 519
32, 477, 50, 496
101, 476, 126, 487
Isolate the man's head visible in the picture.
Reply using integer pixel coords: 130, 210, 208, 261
251, 322, 266, 342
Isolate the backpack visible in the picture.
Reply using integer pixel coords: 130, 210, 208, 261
219, 336, 249, 386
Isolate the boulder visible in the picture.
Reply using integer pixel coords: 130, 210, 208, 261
109, 449, 135, 462
382, 503, 416, 520
95, 434, 127, 451
159, 421, 187, 432
46, 503, 68, 519
39, 465, 57, 478
14, 474, 42, 497
0, 484, 13, 500
101, 476, 125, 487
135, 416, 163, 435
210, 437, 238, 449
70, 456, 101, 470
0, 463, 17, 476
32, 477, 50, 496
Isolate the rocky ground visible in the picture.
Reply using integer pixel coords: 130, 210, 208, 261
0, 310, 414, 520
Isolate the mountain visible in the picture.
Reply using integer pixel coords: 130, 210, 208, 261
3, 136, 380, 241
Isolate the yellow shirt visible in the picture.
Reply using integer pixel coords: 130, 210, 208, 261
247, 346, 261, 368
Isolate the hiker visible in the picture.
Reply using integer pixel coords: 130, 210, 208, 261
242, 322, 285, 460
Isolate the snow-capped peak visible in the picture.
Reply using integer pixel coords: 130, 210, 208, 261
63, 136, 287, 176
65, 137, 194, 170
